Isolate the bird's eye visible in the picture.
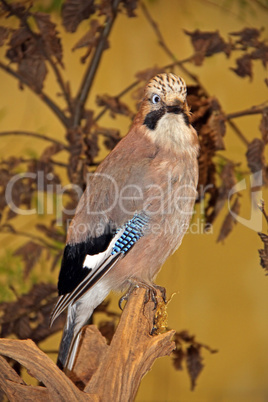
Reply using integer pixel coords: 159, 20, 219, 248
152, 94, 161, 104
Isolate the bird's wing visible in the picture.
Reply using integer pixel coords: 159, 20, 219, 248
50, 212, 149, 326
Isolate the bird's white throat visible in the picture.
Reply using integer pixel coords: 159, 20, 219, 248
147, 113, 193, 153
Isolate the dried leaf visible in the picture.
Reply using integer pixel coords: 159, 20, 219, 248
62, 0, 96, 33
173, 330, 217, 389
259, 109, 268, 144
18, 57, 47, 93
3, 167, 34, 220
258, 232, 268, 274
206, 162, 236, 225
217, 196, 240, 243
231, 54, 253, 80
6, 25, 47, 92
85, 133, 100, 163
230, 28, 261, 48
13, 241, 44, 279
6, 27, 38, 63
246, 138, 265, 173
191, 94, 225, 215
104, 131, 121, 150
95, 127, 121, 151
121, 0, 138, 17
184, 29, 230, 66
250, 42, 268, 68
36, 223, 65, 243
0, 26, 9, 46
96, 94, 134, 118
172, 347, 185, 371
28, 158, 61, 190
186, 345, 204, 390
200, 98, 226, 151
72, 19, 101, 51
13, 316, 32, 339
34, 12, 63, 66
72, 19, 107, 63
0, 283, 62, 343
98, 0, 113, 17
135, 65, 164, 82
40, 143, 65, 162
0, 1, 27, 17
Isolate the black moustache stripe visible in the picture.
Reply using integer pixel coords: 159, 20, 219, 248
143, 106, 190, 130
143, 107, 166, 130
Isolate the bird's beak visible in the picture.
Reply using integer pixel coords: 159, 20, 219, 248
165, 96, 185, 114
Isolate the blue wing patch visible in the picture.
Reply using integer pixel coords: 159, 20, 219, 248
112, 213, 150, 255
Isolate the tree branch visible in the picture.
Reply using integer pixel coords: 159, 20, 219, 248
141, 1, 175, 61
0, 62, 69, 128
227, 120, 250, 146
0, 339, 90, 401
0, 130, 69, 150
73, 0, 121, 127
94, 79, 140, 122
140, 1, 209, 96
0, 0, 73, 115
0, 289, 175, 401
45, 55, 73, 115
83, 288, 175, 398
226, 104, 268, 120
0, 224, 60, 251
250, 0, 268, 12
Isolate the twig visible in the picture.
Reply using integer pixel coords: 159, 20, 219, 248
225, 103, 267, 146
227, 120, 250, 146
0, 293, 57, 327
0, 130, 69, 150
94, 79, 140, 122
50, 160, 69, 168
73, 0, 121, 127
93, 58, 192, 123
0, 62, 69, 128
258, 199, 268, 224
2, 157, 70, 168
216, 153, 241, 166
141, 2, 209, 96
141, 1, 175, 61
141, 0, 260, 150
251, 0, 268, 12
0, 224, 60, 251
226, 104, 268, 120
0, 0, 73, 115
45, 54, 73, 115
194, 0, 253, 25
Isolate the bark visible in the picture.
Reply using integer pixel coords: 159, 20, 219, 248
0, 288, 175, 401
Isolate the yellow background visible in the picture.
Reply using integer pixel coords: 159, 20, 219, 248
1, 1, 268, 401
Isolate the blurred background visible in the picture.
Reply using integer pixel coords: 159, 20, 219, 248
0, 0, 268, 401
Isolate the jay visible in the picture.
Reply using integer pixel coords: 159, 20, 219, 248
51, 73, 199, 370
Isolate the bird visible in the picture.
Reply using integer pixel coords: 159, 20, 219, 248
50, 72, 199, 371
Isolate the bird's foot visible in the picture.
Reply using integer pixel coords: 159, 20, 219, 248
118, 279, 166, 310
118, 283, 140, 310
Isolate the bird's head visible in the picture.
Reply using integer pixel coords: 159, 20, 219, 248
141, 73, 189, 130
137, 73, 196, 153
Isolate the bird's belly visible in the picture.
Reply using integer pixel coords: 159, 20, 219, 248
108, 174, 197, 289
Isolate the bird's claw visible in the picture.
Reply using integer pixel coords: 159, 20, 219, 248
118, 284, 139, 310
119, 280, 167, 311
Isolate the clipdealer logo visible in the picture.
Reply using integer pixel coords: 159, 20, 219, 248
228, 170, 263, 232
4, 169, 265, 233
